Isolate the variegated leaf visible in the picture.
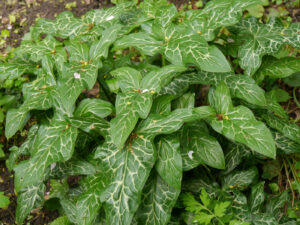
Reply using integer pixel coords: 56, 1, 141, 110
14, 118, 78, 191
209, 83, 276, 159
16, 183, 46, 224
231, 17, 300, 75
155, 135, 182, 189
134, 171, 180, 225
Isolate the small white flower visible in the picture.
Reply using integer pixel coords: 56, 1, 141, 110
188, 150, 194, 160
50, 163, 56, 170
141, 89, 149, 93
74, 72, 81, 79
106, 15, 114, 21
227, 38, 235, 43
7, 25, 12, 30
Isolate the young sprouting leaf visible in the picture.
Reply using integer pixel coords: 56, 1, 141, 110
208, 83, 276, 159
222, 167, 258, 190
186, 0, 261, 41
262, 113, 300, 144
249, 181, 265, 212
155, 135, 182, 190
135, 171, 180, 225
14, 119, 78, 192
181, 192, 203, 213
16, 183, 46, 225
254, 56, 300, 83
50, 216, 71, 225
0, 192, 10, 209
231, 17, 300, 75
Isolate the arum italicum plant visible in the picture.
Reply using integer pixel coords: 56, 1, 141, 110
1, 0, 300, 224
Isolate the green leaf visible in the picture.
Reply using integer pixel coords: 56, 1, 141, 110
50, 216, 71, 225
6, 125, 39, 171
231, 17, 300, 75
200, 188, 210, 207
266, 191, 289, 214
283, 72, 300, 87
0, 192, 10, 209
32, 12, 88, 39
208, 81, 233, 114
5, 109, 30, 139
55, 61, 99, 113
74, 173, 106, 225
14, 119, 78, 191
150, 95, 175, 115
162, 71, 266, 106
186, 0, 261, 41
135, 171, 180, 225
254, 56, 300, 83
195, 212, 215, 225
0, 59, 35, 83
155, 135, 182, 189
180, 122, 225, 170
94, 135, 156, 225
273, 131, 300, 154
90, 24, 122, 59
114, 32, 163, 56
249, 181, 265, 212
214, 201, 230, 217
264, 91, 288, 120
141, 65, 187, 93
111, 67, 142, 92
110, 109, 139, 150
164, 31, 231, 72
16, 183, 46, 224
222, 167, 258, 190
209, 83, 276, 159
270, 89, 291, 103
75, 98, 114, 118
262, 113, 300, 144
136, 108, 197, 136
49, 157, 96, 178
172, 92, 195, 109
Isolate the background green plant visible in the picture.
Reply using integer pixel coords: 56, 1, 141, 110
0, 0, 299, 224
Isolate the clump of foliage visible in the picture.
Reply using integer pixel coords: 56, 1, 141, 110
1, 0, 300, 224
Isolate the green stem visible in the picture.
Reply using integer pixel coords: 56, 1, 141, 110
162, 55, 166, 67
293, 87, 300, 108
